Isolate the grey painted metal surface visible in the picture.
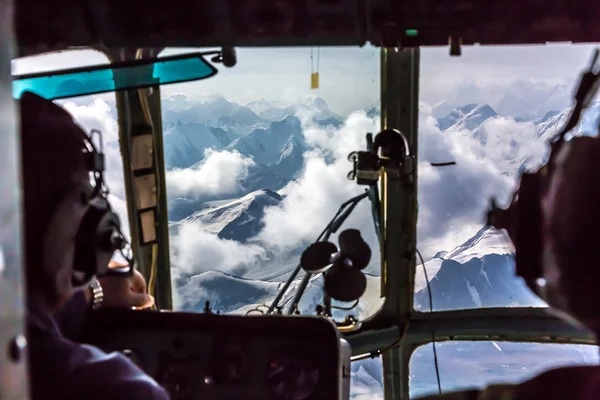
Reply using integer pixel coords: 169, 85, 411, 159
379, 47, 421, 400
406, 308, 596, 346
106, 47, 172, 310
0, 0, 30, 398
347, 308, 595, 357
141, 75, 173, 311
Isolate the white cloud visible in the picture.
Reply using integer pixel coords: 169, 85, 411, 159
469, 117, 548, 173
417, 106, 515, 256
59, 93, 530, 270
256, 106, 517, 261
166, 149, 254, 199
258, 112, 380, 252
169, 221, 266, 278
61, 98, 126, 200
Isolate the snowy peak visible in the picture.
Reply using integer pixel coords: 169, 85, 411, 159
258, 97, 342, 122
534, 110, 561, 125
163, 120, 239, 169
226, 116, 305, 166
366, 101, 380, 118
414, 227, 542, 311
186, 189, 282, 242
438, 104, 498, 131
535, 102, 600, 141
438, 227, 513, 263
309, 96, 329, 111
162, 94, 265, 130
162, 94, 191, 112
246, 99, 284, 115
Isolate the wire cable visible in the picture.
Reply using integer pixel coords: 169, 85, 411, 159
331, 299, 359, 311
416, 248, 442, 395
147, 244, 158, 304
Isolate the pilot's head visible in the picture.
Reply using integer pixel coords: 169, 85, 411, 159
541, 136, 600, 333
20, 92, 93, 312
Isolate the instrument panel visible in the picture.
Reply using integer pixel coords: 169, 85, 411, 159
17, 0, 600, 57
84, 309, 350, 400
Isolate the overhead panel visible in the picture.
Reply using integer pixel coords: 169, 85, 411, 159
16, 0, 600, 55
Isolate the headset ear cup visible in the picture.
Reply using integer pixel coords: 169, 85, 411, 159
73, 196, 123, 283
42, 185, 93, 289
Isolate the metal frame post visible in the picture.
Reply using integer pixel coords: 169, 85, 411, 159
107, 49, 173, 310
379, 47, 420, 400
0, 0, 30, 398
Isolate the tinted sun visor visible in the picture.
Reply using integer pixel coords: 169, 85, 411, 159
12, 52, 218, 100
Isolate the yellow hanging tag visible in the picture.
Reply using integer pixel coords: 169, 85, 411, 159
311, 72, 319, 89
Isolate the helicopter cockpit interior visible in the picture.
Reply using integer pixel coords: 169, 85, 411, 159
3, 1, 600, 400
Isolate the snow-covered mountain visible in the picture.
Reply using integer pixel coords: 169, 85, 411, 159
175, 266, 383, 320
428, 81, 572, 121
163, 120, 240, 169
437, 102, 600, 143
166, 97, 600, 314
253, 96, 344, 122
168, 197, 209, 221
439, 104, 499, 131
226, 115, 306, 167
185, 189, 282, 242
162, 95, 600, 400
534, 102, 600, 140
414, 227, 545, 311
366, 101, 380, 119
245, 99, 286, 115
163, 94, 266, 129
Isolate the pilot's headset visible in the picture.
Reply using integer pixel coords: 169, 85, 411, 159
487, 49, 600, 297
43, 121, 133, 288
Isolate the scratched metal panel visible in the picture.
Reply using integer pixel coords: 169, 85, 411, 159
0, 0, 29, 399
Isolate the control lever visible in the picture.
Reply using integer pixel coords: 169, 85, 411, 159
335, 315, 362, 333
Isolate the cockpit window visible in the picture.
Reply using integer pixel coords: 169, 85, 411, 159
414, 43, 600, 312
410, 341, 599, 397
160, 46, 383, 319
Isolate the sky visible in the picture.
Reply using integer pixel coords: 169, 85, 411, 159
12, 43, 599, 117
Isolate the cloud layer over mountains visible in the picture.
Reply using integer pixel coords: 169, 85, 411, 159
57, 88, 600, 399
61, 92, 591, 282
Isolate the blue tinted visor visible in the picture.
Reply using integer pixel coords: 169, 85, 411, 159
13, 53, 218, 100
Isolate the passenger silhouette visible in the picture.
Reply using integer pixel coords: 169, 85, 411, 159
21, 92, 168, 400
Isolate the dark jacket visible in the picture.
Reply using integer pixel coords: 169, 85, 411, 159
28, 290, 169, 400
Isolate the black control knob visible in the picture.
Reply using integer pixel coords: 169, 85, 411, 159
158, 363, 192, 400
266, 350, 319, 400
210, 343, 249, 384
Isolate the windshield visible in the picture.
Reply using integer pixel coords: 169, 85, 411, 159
414, 43, 600, 312
410, 341, 599, 397
161, 47, 383, 319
